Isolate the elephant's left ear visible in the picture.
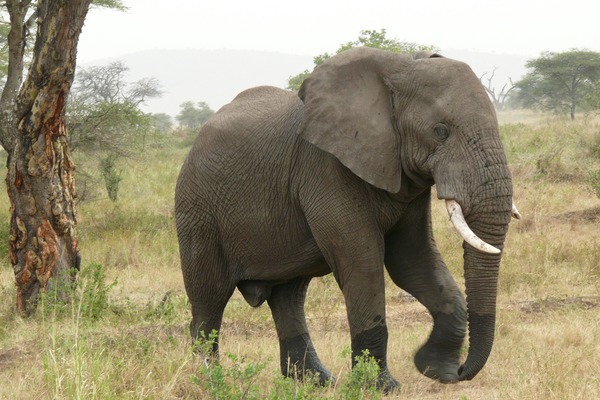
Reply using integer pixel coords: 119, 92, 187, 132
298, 48, 407, 193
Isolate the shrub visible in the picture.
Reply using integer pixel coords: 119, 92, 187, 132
340, 350, 382, 400
191, 331, 266, 399
100, 155, 122, 202
78, 263, 116, 321
588, 168, 600, 198
38, 263, 116, 322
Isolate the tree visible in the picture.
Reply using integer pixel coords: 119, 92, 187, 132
1, 0, 125, 315
68, 61, 163, 155
513, 49, 600, 120
0, 2, 37, 92
0, 2, 33, 151
480, 68, 515, 111
151, 112, 173, 135
73, 61, 161, 106
0, 1, 124, 150
67, 61, 163, 202
176, 101, 214, 131
287, 29, 437, 90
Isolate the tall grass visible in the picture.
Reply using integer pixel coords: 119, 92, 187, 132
0, 112, 599, 399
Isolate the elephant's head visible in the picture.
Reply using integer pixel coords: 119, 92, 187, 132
298, 47, 516, 380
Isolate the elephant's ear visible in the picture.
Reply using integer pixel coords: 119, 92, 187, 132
298, 48, 408, 193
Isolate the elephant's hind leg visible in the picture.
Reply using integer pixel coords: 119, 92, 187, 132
180, 233, 235, 359
267, 277, 332, 385
188, 287, 234, 359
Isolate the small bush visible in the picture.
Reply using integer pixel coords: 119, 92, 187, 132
269, 375, 328, 400
588, 168, 600, 198
191, 331, 267, 399
586, 130, 600, 160
535, 147, 564, 177
340, 350, 382, 400
38, 263, 116, 322
78, 263, 117, 321
100, 155, 122, 202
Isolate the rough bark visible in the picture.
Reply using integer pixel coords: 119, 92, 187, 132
6, 0, 91, 315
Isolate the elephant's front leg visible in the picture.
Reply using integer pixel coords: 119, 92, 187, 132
385, 250, 466, 383
318, 233, 399, 393
341, 272, 400, 392
385, 191, 467, 383
303, 185, 400, 392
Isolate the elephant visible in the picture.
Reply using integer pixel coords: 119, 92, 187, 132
175, 47, 519, 391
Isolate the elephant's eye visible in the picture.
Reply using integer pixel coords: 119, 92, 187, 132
434, 124, 450, 141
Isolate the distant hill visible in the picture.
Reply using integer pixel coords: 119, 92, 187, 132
82, 49, 313, 117
82, 48, 529, 117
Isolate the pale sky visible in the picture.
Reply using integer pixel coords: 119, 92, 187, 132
78, 0, 600, 63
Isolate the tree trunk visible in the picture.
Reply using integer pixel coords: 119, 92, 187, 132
0, 0, 29, 153
6, 0, 92, 315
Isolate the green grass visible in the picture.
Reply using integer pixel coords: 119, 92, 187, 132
1, 111, 599, 399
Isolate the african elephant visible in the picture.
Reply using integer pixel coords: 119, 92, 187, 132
175, 47, 519, 390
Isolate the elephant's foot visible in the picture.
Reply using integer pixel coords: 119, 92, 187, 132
414, 308, 465, 383
376, 368, 400, 393
284, 365, 334, 386
279, 334, 333, 386
414, 342, 460, 383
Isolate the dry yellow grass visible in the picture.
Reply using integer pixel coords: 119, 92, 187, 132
0, 112, 599, 399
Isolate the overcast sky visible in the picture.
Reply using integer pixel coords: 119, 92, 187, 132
78, 0, 600, 63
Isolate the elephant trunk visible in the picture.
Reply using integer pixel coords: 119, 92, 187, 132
458, 193, 512, 381
459, 248, 500, 380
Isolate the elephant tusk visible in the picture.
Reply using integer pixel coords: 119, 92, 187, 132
511, 203, 522, 220
445, 200, 501, 255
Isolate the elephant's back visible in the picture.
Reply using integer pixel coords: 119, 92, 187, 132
222, 86, 303, 139
175, 85, 305, 208
188, 86, 300, 158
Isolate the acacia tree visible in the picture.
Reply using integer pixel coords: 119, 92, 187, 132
287, 29, 437, 90
0, 0, 122, 315
68, 61, 163, 155
514, 49, 600, 120
68, 61, 163, 202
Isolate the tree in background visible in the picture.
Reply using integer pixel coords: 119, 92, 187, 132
287, 29, 437, 90
68, 61, 163, 154
0, 0, 125, 315
479, 68, 515, 111
176, 101, 214, 131
67, 60, 163, 202
151, 112, 173, 135
74, 61, 161, 106
513, 49, 600, 120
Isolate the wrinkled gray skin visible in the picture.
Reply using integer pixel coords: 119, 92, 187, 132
175, 47, 513, 391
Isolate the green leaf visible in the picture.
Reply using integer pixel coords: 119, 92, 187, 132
91, 0, 128, 11
286, 29, 437, 91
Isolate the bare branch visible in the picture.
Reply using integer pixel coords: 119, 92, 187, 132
479, 67, 515, 111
